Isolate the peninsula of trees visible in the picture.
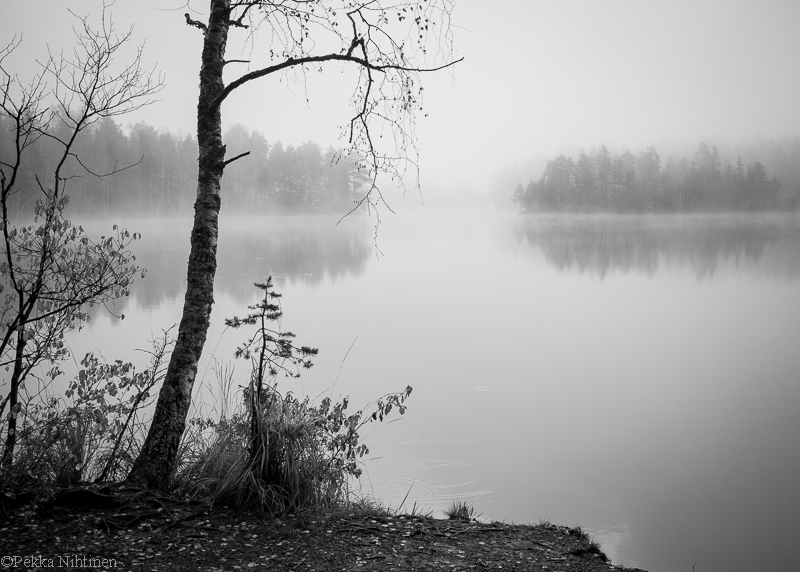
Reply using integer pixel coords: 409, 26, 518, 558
512, 142, 798, 213
0, 118, 370, 217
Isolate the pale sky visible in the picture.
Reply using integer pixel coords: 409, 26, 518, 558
3, 0, 800, 196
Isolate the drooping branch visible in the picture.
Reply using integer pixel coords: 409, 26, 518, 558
213, 0, 459, 222
69, 152, 144, 179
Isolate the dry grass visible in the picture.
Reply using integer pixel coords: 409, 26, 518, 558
175, 385, 363, 513
443, 499, 481, 521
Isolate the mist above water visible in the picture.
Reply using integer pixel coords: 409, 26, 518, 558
67, 210, 800, 572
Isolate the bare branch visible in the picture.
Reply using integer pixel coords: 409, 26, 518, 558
223, 151, 251, 167
201, 0, 460, 225
214, 52, 461, 111
0, 4, 154, 465
185, 13, 208, 33
69, 152, 144, 179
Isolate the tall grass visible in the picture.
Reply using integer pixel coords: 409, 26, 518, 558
174, 278, 412, 513
175, 374, 412, 513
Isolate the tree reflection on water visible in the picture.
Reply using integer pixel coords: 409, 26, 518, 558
89, 215, 373, 313
513, 213, 800, 279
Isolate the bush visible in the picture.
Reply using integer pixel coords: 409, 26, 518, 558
175, 278, 412, 512
0, 331, 171, 492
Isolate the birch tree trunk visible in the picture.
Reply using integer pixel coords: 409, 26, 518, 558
127, 0, 230, 489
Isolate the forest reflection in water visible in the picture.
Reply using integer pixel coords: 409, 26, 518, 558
94, 214, 374, 313
85, 211, 800, 317
513, 212, 800, 279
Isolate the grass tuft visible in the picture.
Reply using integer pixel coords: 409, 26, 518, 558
175, 389, 351, 512
443, 499, 480, 521
566, 525, 608, 562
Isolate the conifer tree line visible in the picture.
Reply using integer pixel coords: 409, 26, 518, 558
0, 117, 371, 217
513, 141, 799, 213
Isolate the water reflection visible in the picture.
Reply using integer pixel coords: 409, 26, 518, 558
218, 215, 373, 300
514, 213, 800, 279
69, 211, 800, 572
93, 214, 373, 312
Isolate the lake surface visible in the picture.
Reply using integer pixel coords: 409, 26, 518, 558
71, 211, 800, 572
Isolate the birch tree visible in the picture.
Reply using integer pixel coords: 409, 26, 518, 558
128, 0, 458, 489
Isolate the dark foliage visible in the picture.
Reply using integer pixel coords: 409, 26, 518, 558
513, 141, 798, 213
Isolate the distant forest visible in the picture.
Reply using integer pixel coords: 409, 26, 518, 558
0, 117, 371, 217
512, 141, 800, 213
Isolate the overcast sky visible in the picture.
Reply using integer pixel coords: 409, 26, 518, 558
3, 0, 800, 195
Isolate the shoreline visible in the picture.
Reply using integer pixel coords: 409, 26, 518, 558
2, 488, 649, 572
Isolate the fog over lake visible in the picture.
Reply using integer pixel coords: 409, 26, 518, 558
67, 211, 800, 572
4, 1, 800, 570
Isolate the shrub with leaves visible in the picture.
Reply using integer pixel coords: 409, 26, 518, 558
0, 330, 172, 490
177, 278, 412, 512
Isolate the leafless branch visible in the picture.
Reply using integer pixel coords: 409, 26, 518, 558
214, 0, 459, 223
223, 151, 251, 167
214, 53, 460, 111
185, 13, 208, 33
70, 152, 144, 179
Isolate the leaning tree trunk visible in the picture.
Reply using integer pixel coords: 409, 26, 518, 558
128, 0, 230, 489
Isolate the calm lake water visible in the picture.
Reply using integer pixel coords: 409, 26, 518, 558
71, 211, 800, 572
